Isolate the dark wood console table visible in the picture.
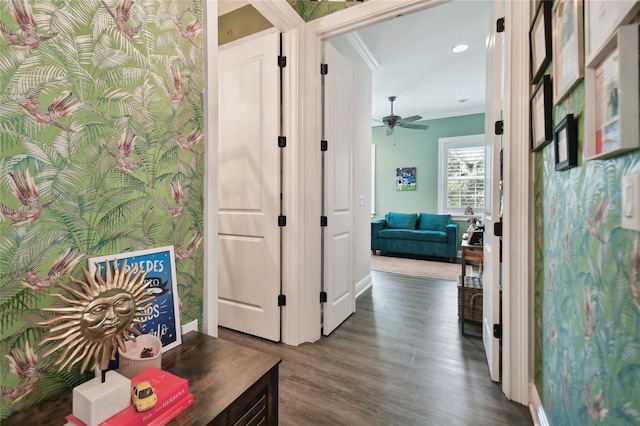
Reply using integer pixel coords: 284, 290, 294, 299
4, 332, 282, 425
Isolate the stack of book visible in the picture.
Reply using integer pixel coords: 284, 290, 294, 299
66, 368, 193, 426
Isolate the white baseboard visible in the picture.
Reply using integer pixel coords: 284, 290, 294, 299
529, 384, 549, 426
181, 319, 198, 335
356, 274, 373, 298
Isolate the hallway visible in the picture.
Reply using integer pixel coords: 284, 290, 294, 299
219, 271, 532, 425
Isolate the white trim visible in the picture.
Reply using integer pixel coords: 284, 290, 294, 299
345, 32, 379, 72
502, 0, 530, 404
203, 0, 219, 337
437, 133, 486, 215
356, 274, 373, 298
529, 384, 550, 426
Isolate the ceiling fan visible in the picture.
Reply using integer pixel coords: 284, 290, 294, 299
376, 96, 429, 136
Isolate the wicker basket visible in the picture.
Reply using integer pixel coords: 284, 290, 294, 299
458, 276, 484, 323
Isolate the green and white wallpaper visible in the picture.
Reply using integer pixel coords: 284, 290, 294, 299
0, 0, 204, 419
533, 46, 640, 426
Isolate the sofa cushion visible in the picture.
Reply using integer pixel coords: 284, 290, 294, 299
386, 212, 418, 230
418, 213, 451, 232
378, 229, 447, 243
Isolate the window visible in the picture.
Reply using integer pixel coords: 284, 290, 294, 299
438, 134, 485, 216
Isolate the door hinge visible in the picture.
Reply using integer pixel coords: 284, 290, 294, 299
493, 221, 502, 237
320, 63, 328, 75
497, 17, 505, 33
278, 215, 286, 227
495, 120, 504, 135
278, 55, 287, 68
278, 294, 286, 306
321, 140, 328, 151
278, 136, 286, 148
493, 324, 502, 339
320, 291, 327, 303
320, 216, 328, 227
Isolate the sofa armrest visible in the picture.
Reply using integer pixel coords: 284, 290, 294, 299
371, 220, 387, 250
445, 223, 460, 258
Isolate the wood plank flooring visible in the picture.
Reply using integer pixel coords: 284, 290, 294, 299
218, 271, 533, 426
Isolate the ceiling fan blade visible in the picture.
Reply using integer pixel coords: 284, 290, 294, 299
399, 123, 429, 130
386, 127, 395, 136
397, 115, 422, 124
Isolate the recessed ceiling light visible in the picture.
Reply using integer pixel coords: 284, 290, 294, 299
452, 44, 469, 53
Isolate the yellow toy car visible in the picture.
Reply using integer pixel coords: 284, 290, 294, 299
131, 381, 158, 412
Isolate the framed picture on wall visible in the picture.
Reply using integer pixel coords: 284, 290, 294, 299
530, 75, 553, 151
584, 0, 640, 65
530, 0, 552, 84
554, 114, 578, 171
585, 23, 639, 160
89, 246, 182, 353
552, 0, 584, 103
396, 167, 416, 191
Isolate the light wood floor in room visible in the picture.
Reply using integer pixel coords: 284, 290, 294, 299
218, 270, 533, 426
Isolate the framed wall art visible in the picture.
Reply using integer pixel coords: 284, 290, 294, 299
552, 0, 584, 103
396, 167, 416, 191
554, 114, 578, 171
585, 23, 639, 160
530, 75, 553, 151
530, 0, 553, 84
89, 245, 182, 353
584, 0, 640, 65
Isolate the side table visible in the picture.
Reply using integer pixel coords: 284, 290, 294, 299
460, 240, 483, 335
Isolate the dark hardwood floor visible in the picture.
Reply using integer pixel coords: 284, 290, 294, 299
218, 271, 533, 426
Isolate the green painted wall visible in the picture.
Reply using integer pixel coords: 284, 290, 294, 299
0, 0, 204, 419
372, 113, 484, 220
218, 5, 273, 46
532, 7, 640, 424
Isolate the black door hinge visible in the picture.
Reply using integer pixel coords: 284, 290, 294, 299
320, 291, 327, 303
278, 56, 287, 68
493, 221, 502, 237
497, 17, 505, 33
278, 294, 286, 306
278, 136, 286, 148
321, 140, 328, 151
320, 63, 328, 75
495, 120, 504, 135
278, 215, 286, 227
493, 323, 502, 339
320, 216, 328, 227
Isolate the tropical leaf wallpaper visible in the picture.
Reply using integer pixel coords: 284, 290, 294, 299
533, 36, 640, 426
0, 0, 204, 419
287, 0, 366, 22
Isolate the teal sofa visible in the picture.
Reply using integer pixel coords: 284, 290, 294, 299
371, 212, 459, 262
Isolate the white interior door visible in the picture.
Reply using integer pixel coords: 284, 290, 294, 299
218, 30, 281, 341
483, 1, 504, 382
322, 42, 355, 335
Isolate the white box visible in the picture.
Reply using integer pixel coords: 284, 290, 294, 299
73, 370, 131, 426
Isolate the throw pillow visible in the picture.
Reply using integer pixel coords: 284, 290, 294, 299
386, 212, 418, 229
418, 213, 451, 231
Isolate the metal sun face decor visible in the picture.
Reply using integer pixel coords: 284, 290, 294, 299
38, 259, 154, 373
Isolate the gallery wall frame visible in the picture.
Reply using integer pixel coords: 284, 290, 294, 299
552, 0, 584, 103
584, 0, 640, 65
89, 245, 182, 353
530, 74, 553, 151
585, 23, 639, 160
530, 0, 553, 84
554, 114, 578, 171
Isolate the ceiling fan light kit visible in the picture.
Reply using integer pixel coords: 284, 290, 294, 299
376, 96, 429, 136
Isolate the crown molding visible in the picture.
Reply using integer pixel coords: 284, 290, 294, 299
345, 31, 379, 72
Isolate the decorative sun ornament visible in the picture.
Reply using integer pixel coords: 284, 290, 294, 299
38, 259, 153, 373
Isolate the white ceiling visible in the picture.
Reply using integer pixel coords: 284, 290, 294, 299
331, 0, 495, 125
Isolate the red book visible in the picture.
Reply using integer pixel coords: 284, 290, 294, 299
66, 368, 192, 426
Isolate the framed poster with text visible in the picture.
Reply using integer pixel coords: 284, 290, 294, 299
89, 246, 182, 353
